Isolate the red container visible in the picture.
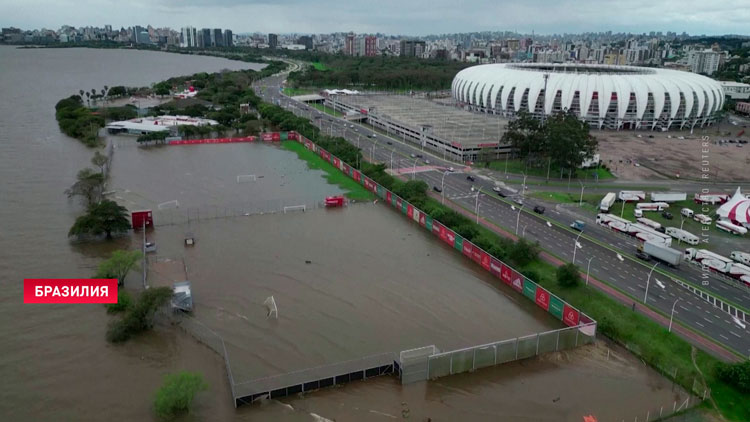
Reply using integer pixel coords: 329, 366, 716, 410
131, 210, 153, 229
325, 196, 345, 207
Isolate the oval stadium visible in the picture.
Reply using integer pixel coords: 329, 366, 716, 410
452, 63, 724, 131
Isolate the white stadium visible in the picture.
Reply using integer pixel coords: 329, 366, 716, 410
452, 63, 724, 130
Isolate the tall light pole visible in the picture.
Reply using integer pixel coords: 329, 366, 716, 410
474, 189, 481, 224
512, 204, 524, 235
572, 230, 584, 264
643, 262, 659, 304
669, 298, 681, 332
441, 170, 450, 204
412, 158, 418, 180
541, 73, 550, 125
578, 181, 586, 206
521, 172, 528, 202
586, 256, 594, 285
390, 150, 396, 169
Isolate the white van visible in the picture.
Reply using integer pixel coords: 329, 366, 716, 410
681, 208, 694, 218
634, 208, 643, 218
693, 214, 712, 225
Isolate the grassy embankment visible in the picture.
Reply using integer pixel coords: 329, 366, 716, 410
281, 140, 372, 201
311, 61, 328, 71
309, 102, 344, 117
487, 158, 615, 180
283, 87, 317, 96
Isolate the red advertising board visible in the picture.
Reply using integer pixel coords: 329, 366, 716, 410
288, 131, 298, 140
271, 132, 281, 142
500, 263, 513, 285
535, 288, 550, 311
471, 248, 482, 265
419, 212, 426, 226
333, 157, 340, 169
563, 304, 580, 326
509, 269, 524, 293
432, 220, 442, 237
353, 170, 361, 182
489, 257, 503, 277
261, 132, 273, 142
462, 240, 473, 258
386, 191, 392, 204
396, 197, 403, 209
480, 250, 491, 271
442, 227, 456, 246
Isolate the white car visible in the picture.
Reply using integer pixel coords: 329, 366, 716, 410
447, 167, 454, 172
349, 124, 354, 128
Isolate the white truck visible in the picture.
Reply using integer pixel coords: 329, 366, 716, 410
693, 193, 729, 205
716, 219, 748, 235
636, 202, 670, 211
731, 251, 750, 266
639, 241, 682, 267
600, 192, 617, 212
596, 213, 673, 246
637, 217, 662, 230
665, 227, 699, 245
693, 214, 712, 225
681, 208, 694, 218
684, 248, 750, 285
619, 191, 646, 202
650, 192, 687, 202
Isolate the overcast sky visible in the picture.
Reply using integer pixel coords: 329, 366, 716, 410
2, 0, 749, 36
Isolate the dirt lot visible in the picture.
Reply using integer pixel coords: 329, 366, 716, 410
596, 116, 750, 181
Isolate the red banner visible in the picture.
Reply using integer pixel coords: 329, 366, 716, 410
386, 191, 392, 204
432, 220, 442, 237
261, 133, 273, 142
168, 136, 256, 145
535, 288, 550, 311
462, 240, 473, 258
271, 132, 281, 142
509, 269, 524, 292
480, 250, 491, 271
489, 257, 503, 277
442, 227, 456, 246
500, 263, 513, 285
288, 131, 298, 140
396, 197, 403, 210
333, 157, 340, 169
471, 248, 483, 265
353, 170, 361, 182
24, 279, 118, 304
419, 211, 426, 226
407, 204, 414, 219
563, 304, 580, 326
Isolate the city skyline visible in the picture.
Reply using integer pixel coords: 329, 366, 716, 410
1, 0, 750, 36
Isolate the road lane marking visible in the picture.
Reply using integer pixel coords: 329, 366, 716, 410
730, 331, 741, 338
720, 334, 729, 340
696, 322, 705, 328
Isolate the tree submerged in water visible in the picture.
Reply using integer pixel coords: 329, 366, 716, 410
106, 286, 173, 343
153, 371, 208, 420
68, 199, 130, 239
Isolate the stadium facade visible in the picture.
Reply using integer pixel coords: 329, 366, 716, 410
452, 64, 724, 130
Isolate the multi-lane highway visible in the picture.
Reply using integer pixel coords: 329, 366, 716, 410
255, 72, 749, 360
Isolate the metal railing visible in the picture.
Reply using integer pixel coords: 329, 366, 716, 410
400, 323, 597, 384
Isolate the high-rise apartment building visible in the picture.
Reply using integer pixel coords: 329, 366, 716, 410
688, 49, 721, 75
199, 28, 211, 48
224, 30, 233, 47
364, 36, 377, 56
180, 26, 197, 47
400, 40, 426, 57
268, 33, 278, 49
212, 28, 223, 47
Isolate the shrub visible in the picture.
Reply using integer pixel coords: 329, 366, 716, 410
154, 371, 208, 419
106, 287, 172, 343
105, 290, 132, 314
556, 262, 581, 287
716, 361, 750, 393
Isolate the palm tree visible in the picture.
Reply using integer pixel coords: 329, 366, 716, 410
79, 89, 84, 99
85, 92, 90, 106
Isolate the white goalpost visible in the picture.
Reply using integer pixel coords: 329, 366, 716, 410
157, 200, 180, 210
283, 205, 306, 213
264, 296, 278, 319
236, 174, 257, 183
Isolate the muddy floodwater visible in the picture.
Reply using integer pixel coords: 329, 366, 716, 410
0, 46, 689, 422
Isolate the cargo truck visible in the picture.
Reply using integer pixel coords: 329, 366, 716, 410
599, 192, 616, 212
650, 192, 687, 202
636, 202, 670, 211
685, 248, 750, 286
665, 227, 699, 245
731, 251, 750, 266
638, 241, 682, 267
619, 191, 646, 202
693, 193, 729, 205
716, 219, 747, 235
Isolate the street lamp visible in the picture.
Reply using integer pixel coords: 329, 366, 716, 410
512, 204, 524, 235
586, 256, 594, 286
643, 262, 659, 304
521, 172, 528, 201
572, 230, 584, 264
578, 181, 586, 206
390, 150, 396, 169
441, 170, 451, 204
412, 158, 418, 180
669, 298, 681, 333
474, 189, 481, 224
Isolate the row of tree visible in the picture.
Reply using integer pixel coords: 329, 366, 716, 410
55, 95, 105, 146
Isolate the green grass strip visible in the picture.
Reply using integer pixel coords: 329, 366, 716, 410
281, 140, 372, 201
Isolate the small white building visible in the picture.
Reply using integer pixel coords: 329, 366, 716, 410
105, 115, 219, 135
720, 81, 750, 100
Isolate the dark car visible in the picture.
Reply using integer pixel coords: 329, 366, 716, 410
533, 205, 545, 214
387, 141, 393, 145
636, 251, 650, 261
466, 175, 476, 182
656, 226, 666, 233
416, 154, 423, 158
662, 211, 673, 220
433, 186, 442, 193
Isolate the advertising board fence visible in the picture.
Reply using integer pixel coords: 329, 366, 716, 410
287, 131, 594, 331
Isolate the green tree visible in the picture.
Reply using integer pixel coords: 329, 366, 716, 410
105, 290, 132, 313
716, 360, 750, 393
501, 111, 546, 163
95, 250, 141, 286
91, 151, 109, 174
153, 372, 208, 420
508, 238, 540, 267
107, 86, 126, 97
545, 112, 598, 175
154, 82, 171, 96
68, 199, 130, 239
65, 168, 105, 206
556, 262, 581, 287
106, 286, 173, 343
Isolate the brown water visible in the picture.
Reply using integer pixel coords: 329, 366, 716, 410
0, 46, 688, 422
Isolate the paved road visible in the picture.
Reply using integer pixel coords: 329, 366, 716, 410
256, 73, 750, 360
